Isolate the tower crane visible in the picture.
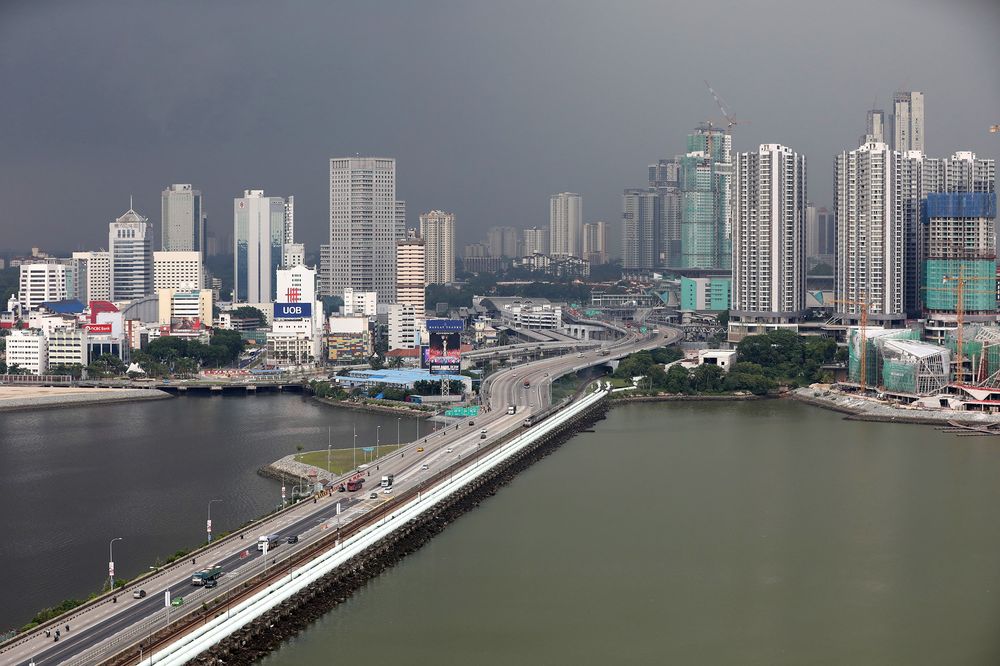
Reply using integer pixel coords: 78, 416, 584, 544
704, 80, 748, 131
832, 299, 872, 393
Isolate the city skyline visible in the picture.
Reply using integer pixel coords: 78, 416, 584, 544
1, 1, 996, 255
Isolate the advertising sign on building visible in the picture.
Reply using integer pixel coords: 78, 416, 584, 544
426, 318, 464, 333
171, 317, 202, 331
274, 302, 312, 319
85, 323, 113, 334
425, 328, 461, 374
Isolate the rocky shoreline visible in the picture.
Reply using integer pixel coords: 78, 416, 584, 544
312, 395, 433, 418
612, 392, 773, 403
790, 386, 1000, 426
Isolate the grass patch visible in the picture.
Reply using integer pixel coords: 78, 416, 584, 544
551, 373, 584, 403
295, 445, 403, 475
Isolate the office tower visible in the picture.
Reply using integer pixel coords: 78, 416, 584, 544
420, 210, 455, 285
622, 189, 658, 270
550, 193, 582, 257
523, 227, 548, 256
18, 262, 68, 310
71, 251, 111, 302
234, 189, 285, 303
487, 226, 520, 257
327, 157, 403, 302
893, 91, 924, 153
582, 221, 608, 265
679, 126, 732, 269
834, 140, 905, 325
805, 205, 836, 259
396, 232, 426, 314
161, 184, 205, 252
649, 159, 681, 266
153, 251, 203, 292
388, 303, 420, 350
283, 196, 295, 245
109, 205, 153, 301
729, 144, 807, 341
283, 243, 305, 269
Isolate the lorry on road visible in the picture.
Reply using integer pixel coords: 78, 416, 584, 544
380, 473, 394, 488
257, 534, 281, 551
192, 564, 223, 586
599, 349, 610, 356
507, 405, 517, 415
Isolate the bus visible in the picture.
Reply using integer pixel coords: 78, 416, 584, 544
346, 478, 365, 492
257, 534, 281, 551
191, 564, 223, 586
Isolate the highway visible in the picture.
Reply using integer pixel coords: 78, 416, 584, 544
1, 325, 678, 666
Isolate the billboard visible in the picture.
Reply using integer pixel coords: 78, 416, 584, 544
85, 323, 113, 335
426, 318, 464, 333
426, 330, 460, 368
274, 302, 312, 319
171, 317, 202, 331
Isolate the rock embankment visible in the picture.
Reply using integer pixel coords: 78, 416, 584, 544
791, 386, 1000, 425
0, 387, 171, 412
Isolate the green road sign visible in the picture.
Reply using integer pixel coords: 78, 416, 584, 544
444, 406, 481, 418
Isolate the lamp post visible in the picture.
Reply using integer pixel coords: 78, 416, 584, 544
397, 417, 400, 447
376, 425, 381, 459
207, 499, 223, 543
109, 536, 123, 592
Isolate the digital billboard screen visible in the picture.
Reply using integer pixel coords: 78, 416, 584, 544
426, 330, 461, 372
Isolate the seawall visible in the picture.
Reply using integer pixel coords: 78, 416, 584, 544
790, 387, 1000, 426
0, 387, 172, 413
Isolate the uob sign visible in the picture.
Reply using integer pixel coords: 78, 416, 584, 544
274, 302, 312, 319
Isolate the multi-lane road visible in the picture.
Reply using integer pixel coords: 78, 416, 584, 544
2, 325, 677, 666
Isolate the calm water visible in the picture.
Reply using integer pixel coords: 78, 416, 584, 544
0, 394, 430, 630
260, 401, 1000, 665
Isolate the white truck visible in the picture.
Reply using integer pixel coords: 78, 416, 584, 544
507, 405, 517, 415
380, 473, 394, 488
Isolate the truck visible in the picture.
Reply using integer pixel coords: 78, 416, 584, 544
257, 534, 281, 551
599, 349, 610, 357
507, 405, 517, 415
380, 473, 394, 488
346, 478, 365, 492
192, 564, 223, 586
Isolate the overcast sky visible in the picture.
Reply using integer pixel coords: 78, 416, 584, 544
1, 0, 997, 256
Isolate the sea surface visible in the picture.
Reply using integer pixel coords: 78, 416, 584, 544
258, 400, 1000, 665
0, 393, 429, 630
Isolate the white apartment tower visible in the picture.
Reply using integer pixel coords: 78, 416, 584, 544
550, 193, 582, 257
834, 141, 906, 325
161, 184, 205, 252
729, 144, 807, 341
523, 227, 548, 256
893, 91, 924, 153
419, 210, 455, 285
396, 233, 426, 314
18, 262, 68, 310
582, 221, 608, 265
327, 157, 404, 302
109, 206, 153, 301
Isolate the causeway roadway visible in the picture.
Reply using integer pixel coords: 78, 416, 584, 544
1, 325, 679, 666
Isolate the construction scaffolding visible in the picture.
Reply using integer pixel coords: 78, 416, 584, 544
848, 327, 918, 388
946, 325, 1000, 387
880, 339, 951, 395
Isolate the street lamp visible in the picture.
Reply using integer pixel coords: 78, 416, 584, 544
207, 499, 223, 542
397, 417, 401, 447
109, 536, 123, 592
376, 425, 381, 459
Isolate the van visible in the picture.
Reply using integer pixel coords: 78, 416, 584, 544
132, 589, 146, 599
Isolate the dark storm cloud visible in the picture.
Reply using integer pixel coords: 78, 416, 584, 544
0, 0, 997, 254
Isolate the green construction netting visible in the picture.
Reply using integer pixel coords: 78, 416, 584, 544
882, 360, 917, 394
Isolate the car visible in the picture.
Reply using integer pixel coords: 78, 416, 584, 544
417, 447, 424, 452
286, 535, 299, 544
480, 429, 487, 434
469, 421, 475, 426
382, 487, 393, 494
369, 492, 378, 499
132, 589, 146, 599
421, 463, 429, 470
203, 578, 218, 588
544, 372, 549, 377
171, 597, 184, 607
480, 433, 487, 439
445, 447, 453, 453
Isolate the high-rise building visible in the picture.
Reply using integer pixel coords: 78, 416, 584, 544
729, 144, 807, 342
71, 251, 111, 303
550, 193, 582, 257
522, 227, 548, 256
582, 221, 608, 265
834, 141, 906, 325
153, 251, 203, 292
6, 329, 47, 374
923, 151, 996, 194
622, 189, 658, 270
282, 243, 305, 269
487, 226, 520, 257
327, 157, 403, 302
283, 196, 295, 246
342, 288, 378, 317
679, 126, 732, 269
805, 205, 835, 259
861, 109, 889, 145
420, 210, 455, 285
649, 159, 682, 266
234, 190, 286, 303
157, 288, 213, 326
893, 91, 924, 153
388, 303, 420, 350
161, 184, 205, 252
109, 206, 153, 301
18, 262, 69, 310
396, 232, 426, 315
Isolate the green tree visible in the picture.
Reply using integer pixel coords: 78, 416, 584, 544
231, 306, 267, 328
368, 354, 384, 370
691, 364, 725, 393
663, 364, 691, 394
49, 363, 84, 379
388, 355, 404, 369
87, 353, 126, 378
